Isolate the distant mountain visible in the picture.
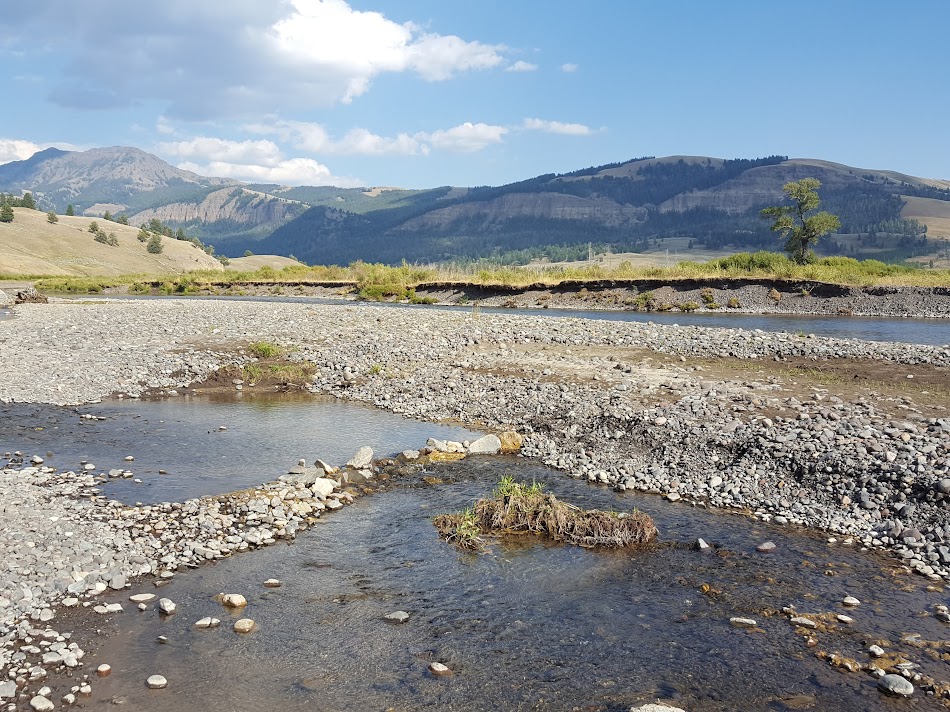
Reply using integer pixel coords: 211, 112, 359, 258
0, 147, 305, 241
3, 147, 949, 265
255, 155, 950, 265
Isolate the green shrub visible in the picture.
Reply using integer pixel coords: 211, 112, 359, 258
678, 301, 700, 312
248, 341, 284, 359
699, 288, 715, 304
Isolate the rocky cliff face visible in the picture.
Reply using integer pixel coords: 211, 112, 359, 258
130, 188, 304, 228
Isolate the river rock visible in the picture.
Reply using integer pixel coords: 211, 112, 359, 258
499, 431, 524, 453
878, 673, 914, 697
0, 681, 16, 698
263, 579, 282, 588
756, 541, 777, 553
221, 593, 247, 608
195, 617, 220, 628
130, 593, 156, 603
869, 644, 885, 657
467, 434, 502, 455
314, 459, 337, 475
630, 704, 687, 712
428, 662, 453, 676
30, 696, 54, 711
233, 618, 255, 633
346, 446, 373, 469
384, 610, 410, 624
729, 617, 756, 628
311, 477, 336, 498
790, 616, 817, 629
97, 664, 111, 676
842, 596, 860, 607
158, 598, 176, 614
146, 674, 168, 689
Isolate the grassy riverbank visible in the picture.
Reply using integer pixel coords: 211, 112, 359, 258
17, 251, 950, 296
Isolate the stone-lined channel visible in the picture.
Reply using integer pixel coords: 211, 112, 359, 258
4, 396, 949, 711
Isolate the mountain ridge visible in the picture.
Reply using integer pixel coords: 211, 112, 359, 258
2, 147, 949, 266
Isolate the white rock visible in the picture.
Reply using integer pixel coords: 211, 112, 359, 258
30, 696, 55, 711
146, 675, 168, 689
428, 662, 452, 676
467, 434, 502, 455
233, 618, 255, 633
195, 617, 220, 629
263, 579, 282, 588
346, 446, 373, 469
729, 617, 757, 628
310, 478, 336, 498
221, 593, 247, 608
842, 595, 860, 607
384, 610, 410, 624
129, 593, 156, 603
158, 598, 176, 614
97, 664, 111, 676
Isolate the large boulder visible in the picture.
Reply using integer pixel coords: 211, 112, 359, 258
15, 287, 48, 304
346, 446, 373, 469
467, 435, 502, 455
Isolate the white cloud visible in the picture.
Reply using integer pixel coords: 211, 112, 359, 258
522, 118, 592, 136
560, 63, 578, 73
0, 138, 77, 164
246, 120, 424, 156
423, 122, 507, 153
159, 135, 357, 186
178, 158, 359, 187
506, 60, 538, 73
158, 137, 284, 166
155, 116, 176, 135
248, 119, 510, 155
5, 1, 507, 118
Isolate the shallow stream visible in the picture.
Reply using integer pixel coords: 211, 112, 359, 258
3, 394, 948, 710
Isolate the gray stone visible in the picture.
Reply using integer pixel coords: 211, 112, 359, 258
30, 696, 55, 711
158, 598, 176, 615
346, 446, 373, 469
878, 674, 914, 697
146, 674, 168, 689
756, 541, 777, 553
384, 610, 410, 624
467, 435, 502, 455
729, 617, 756, 628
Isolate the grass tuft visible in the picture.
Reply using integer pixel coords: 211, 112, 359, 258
434, 477, 658, 551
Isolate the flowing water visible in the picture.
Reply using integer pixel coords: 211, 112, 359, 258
57, 293, 950, 345
5, 394, 947, 711
0, 393, 481, 504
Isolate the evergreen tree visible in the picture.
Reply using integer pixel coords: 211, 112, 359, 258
65, 204, 75, 216
146, 234, 164, 254
103, 210, 113, 221
0, 204, 13, 223
20, 192, 36, 210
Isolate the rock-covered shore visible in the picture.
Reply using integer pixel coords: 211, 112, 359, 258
0, 298, 948, 704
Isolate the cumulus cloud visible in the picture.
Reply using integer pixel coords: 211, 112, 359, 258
247, 119, 507, 155
506, 60, 538, 73
178, 158, 358, 187
0, 138, 78, 164
159, 135, 358, 186
522, 118, 592, 136
5, 0, 507, 118
560, 63, 579, 73
246, 120, 424, 156
421, 123, 508, 153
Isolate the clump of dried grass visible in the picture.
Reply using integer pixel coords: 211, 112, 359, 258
434, 476, 658, 551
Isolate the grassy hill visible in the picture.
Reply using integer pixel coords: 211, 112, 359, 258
0, 207, 224, 277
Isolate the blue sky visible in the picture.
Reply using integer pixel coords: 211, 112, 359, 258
2, 1, 948, 188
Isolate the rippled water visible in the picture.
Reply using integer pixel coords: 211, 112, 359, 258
71, 458, 950, 711
5, 394, 949, 710
0, 393, 481, 503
